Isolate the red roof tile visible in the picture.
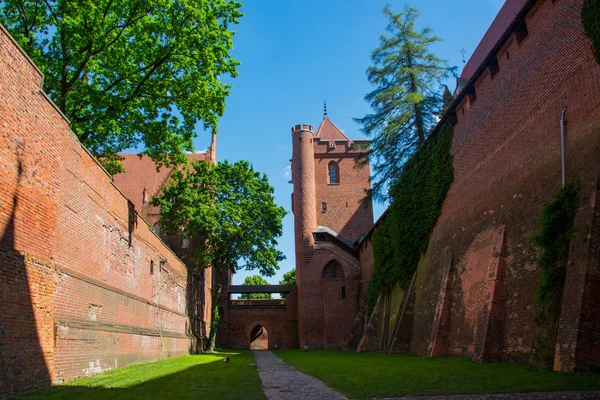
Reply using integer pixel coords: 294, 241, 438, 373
461, 0, 529, 82
112, 153, 207, 215
315, 118, 351, 142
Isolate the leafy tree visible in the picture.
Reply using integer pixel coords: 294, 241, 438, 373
0, 0, 242, 174
355, 4, 456, 200
151, 160, 286, 352
279, 269, 296, 299
240, 275, 271, 300
582, 0, 600, 64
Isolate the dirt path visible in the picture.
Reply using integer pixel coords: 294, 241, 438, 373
253, 350, 347, 400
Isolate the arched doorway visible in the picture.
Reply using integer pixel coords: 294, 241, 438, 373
322, 259, 345, 279
250, 325, 269, 350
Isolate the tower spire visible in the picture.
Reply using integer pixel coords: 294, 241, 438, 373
324, 101, 328, 119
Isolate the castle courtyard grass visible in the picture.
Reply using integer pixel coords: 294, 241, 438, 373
15, 351, 264, 400
274, 350, 600, 399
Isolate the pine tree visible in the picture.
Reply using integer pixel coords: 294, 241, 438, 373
356, 5, 456, 200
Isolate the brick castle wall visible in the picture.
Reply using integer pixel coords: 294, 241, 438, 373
405, 0, 600, 370
0, 25, 201, 394
314, 139, 373, 244
217, 289, 299, 350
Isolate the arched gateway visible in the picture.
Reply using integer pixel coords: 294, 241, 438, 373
216, 113, 372, 351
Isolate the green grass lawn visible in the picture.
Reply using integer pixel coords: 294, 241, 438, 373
274, 350, 600, 399
15, 351, 264, 400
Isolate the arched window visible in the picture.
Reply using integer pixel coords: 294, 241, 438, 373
322, 260, 345, 279
328, 162, 339, 184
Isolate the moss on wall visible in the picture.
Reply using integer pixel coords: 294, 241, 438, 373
368, 124, 454, 315
582, 0, 600, 64
530, 180, 581, 370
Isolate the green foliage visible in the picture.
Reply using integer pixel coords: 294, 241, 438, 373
152, 160, 286, 277
355, 5, 456, 200
368, 123, 454, 315
0, 0, 242, 174
279, 269, 296, 299
240, 275, 271, 300
582, 0, 600, 64
151, 159, 286, 351
530, 180, 581, 370
274, 349, 600, 399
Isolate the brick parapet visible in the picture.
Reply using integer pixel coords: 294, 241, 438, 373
405, 0, 600, 368
0, 24, 201, 394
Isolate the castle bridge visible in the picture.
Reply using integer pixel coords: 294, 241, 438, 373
217, 284, 300, 350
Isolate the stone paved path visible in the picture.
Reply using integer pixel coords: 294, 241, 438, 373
254, 351, 600, 400
253, 350, 347, 400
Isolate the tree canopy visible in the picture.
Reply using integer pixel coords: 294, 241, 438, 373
355, 5, 455, 200
0, 0, 242, 174
151, 159, 286, 350
279, 269, 296, 299
240, 275, 271, 300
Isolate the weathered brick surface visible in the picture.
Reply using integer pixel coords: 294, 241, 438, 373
406, 0, 600, 369
0, 25, 201, 394
218, 289, 299, 350
290, 119, 373, 349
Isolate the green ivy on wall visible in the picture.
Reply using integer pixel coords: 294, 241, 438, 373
530, 179, 581, 370
582, 0, 600, 64
368, 123, 454, 316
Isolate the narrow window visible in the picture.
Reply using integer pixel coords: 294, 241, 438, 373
150, 260, 154, 275
321, 202, 327, 213
341, 286, 346, 299
328, 162, 339, 184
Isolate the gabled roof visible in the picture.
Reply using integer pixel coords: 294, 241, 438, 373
112, 153, 208, 215
313, 226, 357, 254
315, 117, 351, 142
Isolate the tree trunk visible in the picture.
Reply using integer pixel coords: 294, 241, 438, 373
406, 51, 425, 143
207, 271, 223, 352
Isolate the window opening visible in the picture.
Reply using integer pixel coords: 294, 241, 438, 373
328, 162, 339, 184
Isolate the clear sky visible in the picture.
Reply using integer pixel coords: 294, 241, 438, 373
194, 0, 505, 287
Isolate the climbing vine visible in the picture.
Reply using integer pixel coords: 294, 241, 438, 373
582, 0, 600, 64
368, 123, 454, 315
530, 180, 581, 370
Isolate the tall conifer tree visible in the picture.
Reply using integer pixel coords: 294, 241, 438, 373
356, 5, 456, 200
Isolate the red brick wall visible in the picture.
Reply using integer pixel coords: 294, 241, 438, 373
314, 140, 373, 243
218, 289, 299, 350
407, 0, 600, 369
291, 121, 373, 349
0, 25, 201, 394
323, 278, 360, 348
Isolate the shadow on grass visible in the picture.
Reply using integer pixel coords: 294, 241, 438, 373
13, 351, 264, 400
274, 350, 600, 399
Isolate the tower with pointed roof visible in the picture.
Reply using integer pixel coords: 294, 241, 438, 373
290, 108, 373, 349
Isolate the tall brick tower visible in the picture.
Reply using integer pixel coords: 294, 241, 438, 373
291, 108, 373, 348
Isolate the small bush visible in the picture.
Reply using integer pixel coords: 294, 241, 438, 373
530, 180, 581, 370
582, 0, 600, 64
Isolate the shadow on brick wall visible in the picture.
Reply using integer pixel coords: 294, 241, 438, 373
0, 161, 51, 395
186, 271, 205, 353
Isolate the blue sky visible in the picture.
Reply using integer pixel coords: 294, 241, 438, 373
194, 0, 505, 287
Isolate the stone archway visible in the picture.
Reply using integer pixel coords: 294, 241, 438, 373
250, 324, 269, 350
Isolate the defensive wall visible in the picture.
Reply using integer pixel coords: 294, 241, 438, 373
0, 24, 203, 395
217, 288, 299, 350
359, 0, 600, 372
